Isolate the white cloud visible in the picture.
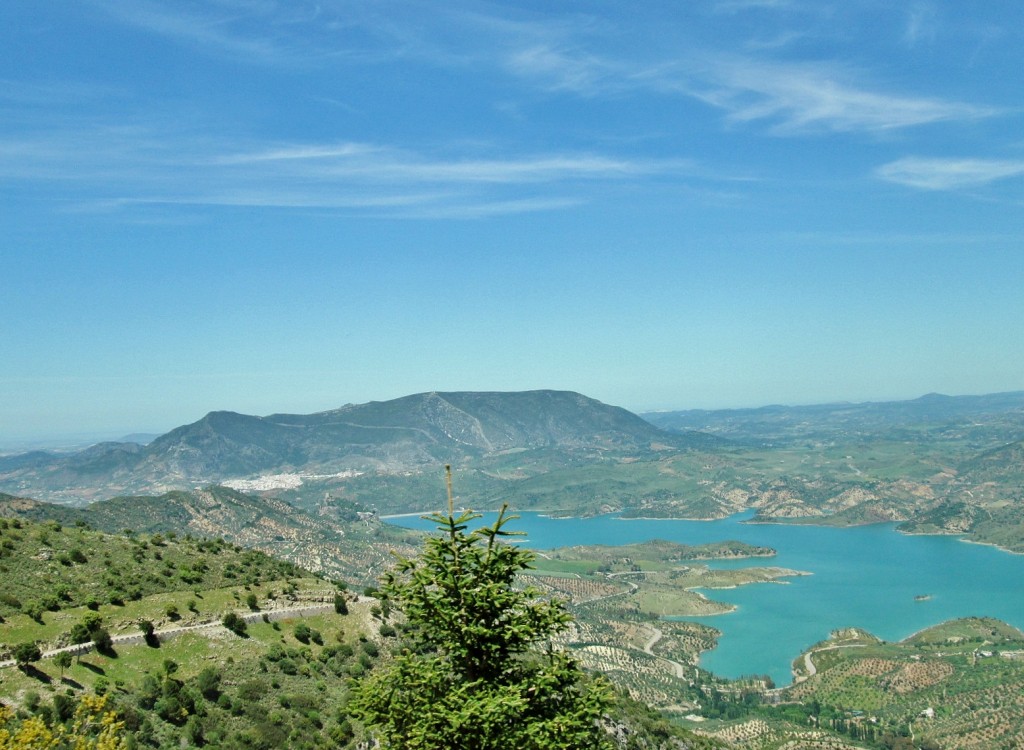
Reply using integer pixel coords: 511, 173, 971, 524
212, 143, 381, 165
319, 153, 686, 184
876, 157, 1024, 190
90, 0, 289, 64
680, 57, 996, 134
85, 1, 999, 138
100, 191, 584, 220
0, 125, 700, 218
743, 31, 807, 51
471, 14, 997, 135
505, 44, 616, 94
211, 141, 693, 183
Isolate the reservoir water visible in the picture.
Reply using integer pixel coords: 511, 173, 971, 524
386, 510, 1024, 686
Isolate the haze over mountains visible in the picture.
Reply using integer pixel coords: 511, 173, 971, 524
644, 390, 1024, 446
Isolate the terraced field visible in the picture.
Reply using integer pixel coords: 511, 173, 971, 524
777, 617, 1024, 749
522, 541, 801, 713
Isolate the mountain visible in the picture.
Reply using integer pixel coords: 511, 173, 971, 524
0, 390, 711, 504
643, 390, 1024, 446
642, 393, 1024, 551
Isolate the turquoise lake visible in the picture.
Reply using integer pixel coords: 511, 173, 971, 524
386, 511, 1024, 686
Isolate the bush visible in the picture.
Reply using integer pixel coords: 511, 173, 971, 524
196, 667, 222, 700
222, 612, 248, 637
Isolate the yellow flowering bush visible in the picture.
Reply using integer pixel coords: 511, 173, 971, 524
0, 694, 126, 750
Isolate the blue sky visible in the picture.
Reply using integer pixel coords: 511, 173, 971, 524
2, 0, 1023, 442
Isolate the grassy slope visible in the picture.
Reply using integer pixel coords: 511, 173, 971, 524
0, 515, 304, 620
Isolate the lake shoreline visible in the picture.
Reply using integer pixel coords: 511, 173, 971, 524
384, 506, 1024, 558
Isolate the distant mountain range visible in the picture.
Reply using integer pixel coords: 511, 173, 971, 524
0, 390, 713, 503
2, 388, 1024, 558
643, 391, 1024, 446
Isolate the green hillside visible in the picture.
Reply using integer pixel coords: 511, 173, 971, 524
0, 514, 722, 750
0, 515, 302, 620
0, 486, 418, 585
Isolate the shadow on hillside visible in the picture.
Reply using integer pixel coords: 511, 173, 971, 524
80, 661, 105, 675
61, 677, 84, 690
22, 665, 52, 683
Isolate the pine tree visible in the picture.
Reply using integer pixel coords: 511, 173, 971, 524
351, 504, 611, 750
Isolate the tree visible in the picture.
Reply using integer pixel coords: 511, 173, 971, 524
54, 651, 73, 680
351, 505, 611, 750
13, 641, 42, 671
139, 619, 158, 647
333, 592, 348, 615
196, 666, 222, 700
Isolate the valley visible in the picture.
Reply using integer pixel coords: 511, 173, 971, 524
3, 388, 1024, 748
3, 390, 1022, 554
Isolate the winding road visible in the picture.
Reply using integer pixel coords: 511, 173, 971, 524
797, 643, 867, 681
642, 625, 687, 679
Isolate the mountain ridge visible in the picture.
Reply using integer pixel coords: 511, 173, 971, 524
0, 389, 712, 503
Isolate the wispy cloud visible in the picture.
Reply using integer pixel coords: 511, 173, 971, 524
672, 57, 996, 134
212, 143, 382, 165
505, 44, 618, 95
876, 157, 1024, 190
743, 31, 807, 51
0, 126, 701, 218
468, 11, 997, 135
84, 1, 1000, 139
88, 0, 479, 68
89, 0, 291, 64
904, 3, 939, 47
204, 136, 696, 185
220, 143, 688, 183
